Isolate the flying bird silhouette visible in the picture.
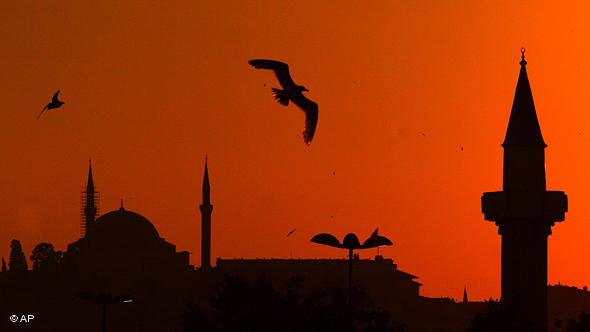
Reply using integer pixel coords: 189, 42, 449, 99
248, 59, 318, 144
286, 228, 297, 237
38, 90, 65, 120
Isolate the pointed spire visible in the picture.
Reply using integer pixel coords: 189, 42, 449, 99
87, 159, 94, 192
200, 155, 213, 270
463, 285, 469, 303
202, 156, 210, 205
502, 48, 546, 148
82, 159, 98, 237
120, 199, 124, 210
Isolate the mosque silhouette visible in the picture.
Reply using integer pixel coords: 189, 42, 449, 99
64, 163, 191, 285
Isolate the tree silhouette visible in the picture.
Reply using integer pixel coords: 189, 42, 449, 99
466, 299, 536, 332
560, 312, 590, 332
30, 242, 62, 272
1, 257, 6, 272
9, 239, 27, 272
179, 273, 404, 332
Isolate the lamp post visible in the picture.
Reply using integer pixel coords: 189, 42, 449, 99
310, 231, 392, 306
78, 292, 135, 332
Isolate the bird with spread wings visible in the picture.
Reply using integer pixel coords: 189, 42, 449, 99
248, 59, 318, 145
38, 90, 65, 120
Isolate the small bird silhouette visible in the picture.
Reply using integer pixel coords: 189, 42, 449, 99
460, 146, 463, 151
38, 90, 65, 120
249, 59, 318, 144
286, 229, 296, 237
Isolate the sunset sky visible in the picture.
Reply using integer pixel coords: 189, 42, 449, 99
2, 1, 590, 301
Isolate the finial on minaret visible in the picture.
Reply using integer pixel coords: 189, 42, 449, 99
120, 199, 124, 210
520, 47, 527, 66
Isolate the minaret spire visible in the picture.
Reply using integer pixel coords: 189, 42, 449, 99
200, 156, 213, 270
82, 160, 99, 237
462, 285, 468, 303
502, 47, 546, 149
501, 48, 547, 192
87, 159, 94, 191
203, 156, 210, 205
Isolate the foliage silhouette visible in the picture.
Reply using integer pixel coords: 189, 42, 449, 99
561, 312, 590, 331
466, 299, 534, 332
9, 239, 27, 272
179, 273, 404, 332
30, 242, 62, 272
1, 257, 6, 272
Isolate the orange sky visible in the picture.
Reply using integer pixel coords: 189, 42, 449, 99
2, 0, 590, 301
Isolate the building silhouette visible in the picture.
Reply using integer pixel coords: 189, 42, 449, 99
200, 157, 213, 270
216, 256, 422, 302
481, 51, 568, 331
64, 164, 191, 289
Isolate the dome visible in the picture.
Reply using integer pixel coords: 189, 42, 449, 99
90, 207, 161, 246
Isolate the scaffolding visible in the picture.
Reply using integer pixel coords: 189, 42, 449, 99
80, 190, 100, 238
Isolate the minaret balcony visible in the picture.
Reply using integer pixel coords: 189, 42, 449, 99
482, 190, 567, 223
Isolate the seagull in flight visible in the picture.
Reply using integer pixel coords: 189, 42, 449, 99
248, 59, 318, 144
38, 90, 65, 120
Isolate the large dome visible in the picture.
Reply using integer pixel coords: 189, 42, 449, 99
64, 204, 191, 279
90, 207, 161, 245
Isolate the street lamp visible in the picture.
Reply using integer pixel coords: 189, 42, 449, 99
78, 292, 135, 332
310, 231, 392, 306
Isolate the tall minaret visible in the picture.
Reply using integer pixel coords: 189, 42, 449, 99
482, 50, 568, 331
81, 160, 99, 237
200, 157, 213, 270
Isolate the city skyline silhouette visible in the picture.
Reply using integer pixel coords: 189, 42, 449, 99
0, 117, 585, 331
2, 1, 590, 306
